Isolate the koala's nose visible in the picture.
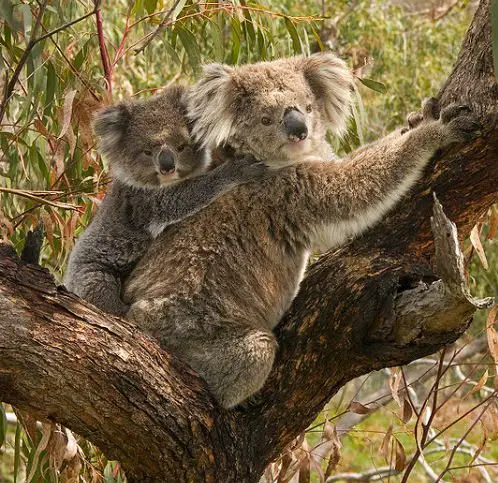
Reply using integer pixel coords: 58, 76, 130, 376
158, 149, 176, 174
283, 109, 308, 142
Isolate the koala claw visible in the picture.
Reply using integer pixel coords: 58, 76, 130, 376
406, 111, 424, 129
422, 97, 441, 121
440, 104, 472, 124
237, 159, 268, 180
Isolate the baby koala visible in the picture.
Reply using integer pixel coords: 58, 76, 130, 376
64, 86, 266, 316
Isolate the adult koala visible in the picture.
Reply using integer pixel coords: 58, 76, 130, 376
123, 53, 480, 408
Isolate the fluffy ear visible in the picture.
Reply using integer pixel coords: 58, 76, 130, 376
299, 53, 353, 137
93, 104, 131, 157
184, 63, 236, 148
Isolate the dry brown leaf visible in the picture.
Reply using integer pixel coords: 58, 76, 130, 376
464, 369, 489, 398
276, 453, 293, 483
469, 419, 488, 468
402, 398, 413, 424
487, 404, 498, 439
348, 400, 371, 414
487, 206, 498, 240
379, 425, 393, 463
26, 422, 52, 483
40, 210, 54, 248
65, 123, 76, 159
0, 206, 14, 242
58, 89, 77, 140
389, 367, 402, 408
486, 307, 498, 390
34, 118, 53, 139
323, 424, 341, 479
394, 438, 407, 472
470, 224, 489, 270
53, 142, 65, 179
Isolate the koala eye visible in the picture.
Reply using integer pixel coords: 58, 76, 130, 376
177, 144, 186, 153
143, 149, 153, 156
306, 104, 313, 113
261, 116, 272, 126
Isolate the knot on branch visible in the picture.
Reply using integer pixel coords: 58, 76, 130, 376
368, 195, 494, 349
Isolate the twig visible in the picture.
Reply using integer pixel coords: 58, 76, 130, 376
0, 1, 48, 124
0, 187, 81, 211
94, 7, 113, 94
0, 2, 99, 124
436, 398, 496, 482
135, 0, 183, 55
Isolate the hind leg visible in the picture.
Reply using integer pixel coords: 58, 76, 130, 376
128, 300, 277, 408
185, 327, 277, 409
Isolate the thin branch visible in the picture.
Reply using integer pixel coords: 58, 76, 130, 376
0, 1, 48, 124
134, 0, 183, 55
0, 3, 98, 124
94, 7, 113, 93
0, 187, 81, 212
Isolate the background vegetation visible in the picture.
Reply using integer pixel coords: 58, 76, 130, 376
0, 0, 497, 481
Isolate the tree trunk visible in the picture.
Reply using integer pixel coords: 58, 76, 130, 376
1, 1, 497, 481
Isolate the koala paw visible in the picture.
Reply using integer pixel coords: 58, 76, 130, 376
439, 103, 481, 144
404, 97, 481, 146
401, 97, 440, 134
234, 156, 268, 181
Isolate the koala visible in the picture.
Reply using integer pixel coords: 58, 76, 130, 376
64, 85, 267, 316
123, 53, 480, 408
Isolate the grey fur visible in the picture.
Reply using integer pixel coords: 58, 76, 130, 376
65, 86, 267, 315
123, 55, 480, 408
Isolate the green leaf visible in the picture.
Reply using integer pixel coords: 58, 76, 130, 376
492, 0, 498, 82
172, 0, 189, 21
0, 404, 6, 447
284, 17, 302, 54
209, 19, 224, 62
0, 0, 22, 33
19, 3, 33, 39
44, 61, 56, 115
161, 39, 182, 66
14, 423, 21, 483
176, 25, 201, 74
231, 18, 242, 65
144, 0, 158, 15
358, 77, 388, 94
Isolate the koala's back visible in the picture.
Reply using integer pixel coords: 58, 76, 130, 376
123, 164, 314, 329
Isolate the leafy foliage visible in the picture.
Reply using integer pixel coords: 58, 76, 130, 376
1, 0, 497, 482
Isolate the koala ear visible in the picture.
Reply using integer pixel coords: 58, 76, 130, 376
185, 63, 236, 148
299, 53, 353, 137
93, 104, 131, 158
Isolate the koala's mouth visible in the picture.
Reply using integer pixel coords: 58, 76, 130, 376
159, 167, 176, 176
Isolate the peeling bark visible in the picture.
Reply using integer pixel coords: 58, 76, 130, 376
0, 1, 497, 481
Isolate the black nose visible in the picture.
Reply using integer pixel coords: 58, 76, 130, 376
283, 109, 308, 142
158, 149, 176, 174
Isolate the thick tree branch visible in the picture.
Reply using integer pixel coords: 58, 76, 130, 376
0, 1, 497, 481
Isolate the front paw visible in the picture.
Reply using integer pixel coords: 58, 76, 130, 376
440, 104, 482, 143
234, 156, 268, 182
401, 97, 439, 134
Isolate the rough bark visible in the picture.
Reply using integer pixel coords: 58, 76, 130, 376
0, 1, 497, 481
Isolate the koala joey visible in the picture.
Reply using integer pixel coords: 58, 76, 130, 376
64, 85, 267, 316
123, 53, 481, 408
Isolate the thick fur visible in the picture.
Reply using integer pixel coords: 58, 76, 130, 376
185, 53, 353, 166
65, 87, 267, 315
124, 55, 480, 408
